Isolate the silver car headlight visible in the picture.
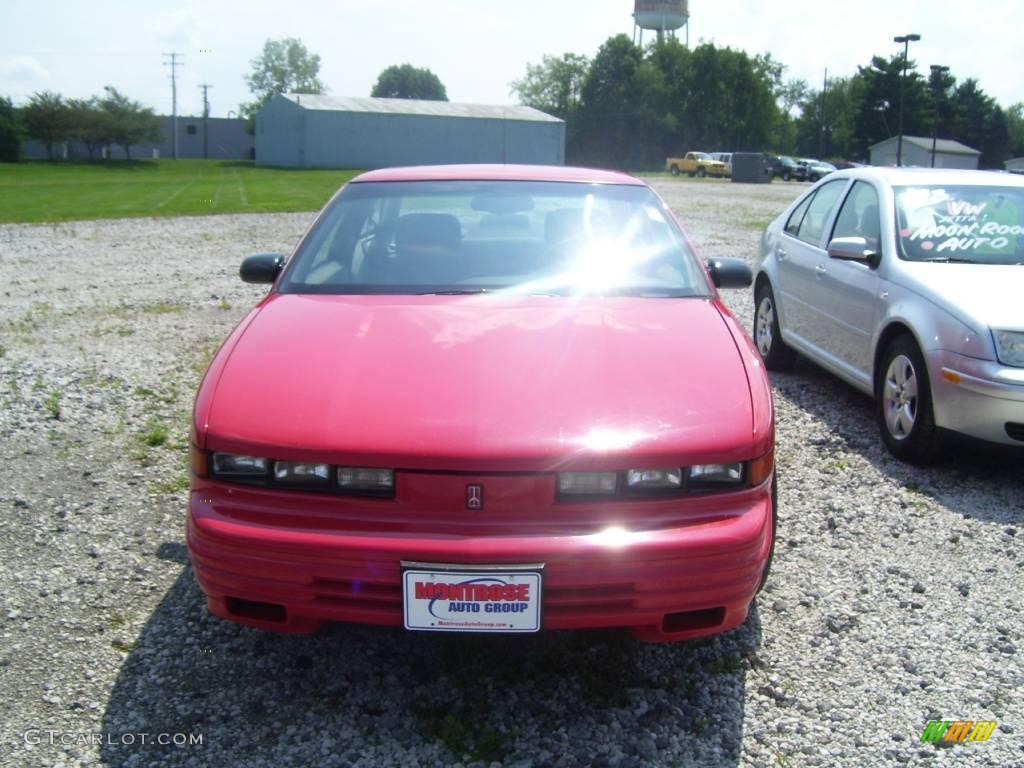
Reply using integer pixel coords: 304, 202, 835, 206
993, 330, 1024, 368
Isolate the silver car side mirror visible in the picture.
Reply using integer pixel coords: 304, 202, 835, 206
827, 236, 878, 265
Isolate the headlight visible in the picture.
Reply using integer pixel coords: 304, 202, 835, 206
626, 468, 682, 490
688, 463, 743, 488
274, 461, 329, 483
558, 471, 617, 495
211, 453, 268, 476
557, 454, 772, 500
338, 467, 394, 491
993, 330, 1024, 367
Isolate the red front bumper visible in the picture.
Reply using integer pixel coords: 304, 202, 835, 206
187, 481, 773, 643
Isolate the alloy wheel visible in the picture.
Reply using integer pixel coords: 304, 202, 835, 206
882, 354, 919, 440
756, 296, 775, 357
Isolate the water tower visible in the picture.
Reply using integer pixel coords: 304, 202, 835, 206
633, 0, 689, 46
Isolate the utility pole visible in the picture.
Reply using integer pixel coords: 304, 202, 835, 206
819, 68, 828, 159
163, 52, 184, 159
199, 83, 212, 159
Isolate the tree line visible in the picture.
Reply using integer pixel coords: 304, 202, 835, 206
1, 87, 162, 161
0, 35, 449, 163
4, 34, 1021, 169
512, 34, 1024, 169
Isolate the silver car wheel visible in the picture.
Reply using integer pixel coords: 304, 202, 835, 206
883, 354, 919, 440
755, 296, 775, 357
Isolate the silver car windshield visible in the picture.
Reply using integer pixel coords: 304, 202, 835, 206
895, 184, 1024, 265
278, 180, 710, 296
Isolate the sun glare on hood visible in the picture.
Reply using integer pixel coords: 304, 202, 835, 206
573, 427, 653, 452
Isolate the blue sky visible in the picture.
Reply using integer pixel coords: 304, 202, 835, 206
1, 0, 1020, 117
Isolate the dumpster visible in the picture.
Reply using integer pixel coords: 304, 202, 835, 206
732, 152, 772, 183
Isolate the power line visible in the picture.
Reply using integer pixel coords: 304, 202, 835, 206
163, 52, 183, 160
0, 49, 151, 56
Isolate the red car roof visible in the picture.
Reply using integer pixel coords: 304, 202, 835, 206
352, 164, 644, 185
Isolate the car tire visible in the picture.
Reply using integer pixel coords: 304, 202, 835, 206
669, 165, 679, 176
697, 167, 706, 178
782, 171, 791, 182
756, 474, 778, 595
875, 335, 942, 463
753, 283, 796, 371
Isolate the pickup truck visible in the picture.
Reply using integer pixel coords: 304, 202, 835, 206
665, 152, 729, 178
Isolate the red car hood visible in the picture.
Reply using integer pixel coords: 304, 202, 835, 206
203, 294, 757, 471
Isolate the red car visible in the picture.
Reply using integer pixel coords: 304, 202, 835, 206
188, 165, 775, 643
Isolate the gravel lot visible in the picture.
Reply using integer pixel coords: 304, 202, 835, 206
1, 178, 1022, 768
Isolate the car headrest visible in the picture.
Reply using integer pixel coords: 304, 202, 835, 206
395, 213, 462, 251
859, 204, 880, 239
545, 208, 585, 244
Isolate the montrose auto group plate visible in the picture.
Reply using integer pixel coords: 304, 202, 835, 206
401, 562, 543, 633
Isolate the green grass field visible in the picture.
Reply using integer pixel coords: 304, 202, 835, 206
0, 160, 360, 223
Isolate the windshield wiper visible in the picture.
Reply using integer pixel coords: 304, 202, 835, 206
636, 291, 699, 298
416, 288, 490, 295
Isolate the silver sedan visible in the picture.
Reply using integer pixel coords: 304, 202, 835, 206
752, 167, 1024, 462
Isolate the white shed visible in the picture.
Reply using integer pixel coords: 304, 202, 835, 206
255, 94, 565, 169
869, 135, 980, 169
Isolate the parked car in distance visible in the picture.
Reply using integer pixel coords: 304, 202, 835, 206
709, 152, 734, 176
767, 155, 804, 182
666, 152, 730, 178
189, 164, 777, 643
804, 160, 837, 182
753, 167, 1024, 461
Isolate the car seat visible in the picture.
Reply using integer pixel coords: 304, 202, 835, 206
545, 208, 586, 246
858, 203, 881, 251
385, 213, 463, 284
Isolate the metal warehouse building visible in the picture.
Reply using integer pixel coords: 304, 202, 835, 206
255, 94, 565, 169
868, 135, 980, 169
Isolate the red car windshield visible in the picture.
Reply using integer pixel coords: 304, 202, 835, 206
895, 184, 1024, 265
278, 180, 709, 296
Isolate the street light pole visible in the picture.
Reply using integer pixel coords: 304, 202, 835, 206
819, 68, 828, 158
929, 64, 950, 168
893, 33, 921, 167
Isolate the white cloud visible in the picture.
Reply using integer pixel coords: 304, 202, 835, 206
0, 55, 48, 82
